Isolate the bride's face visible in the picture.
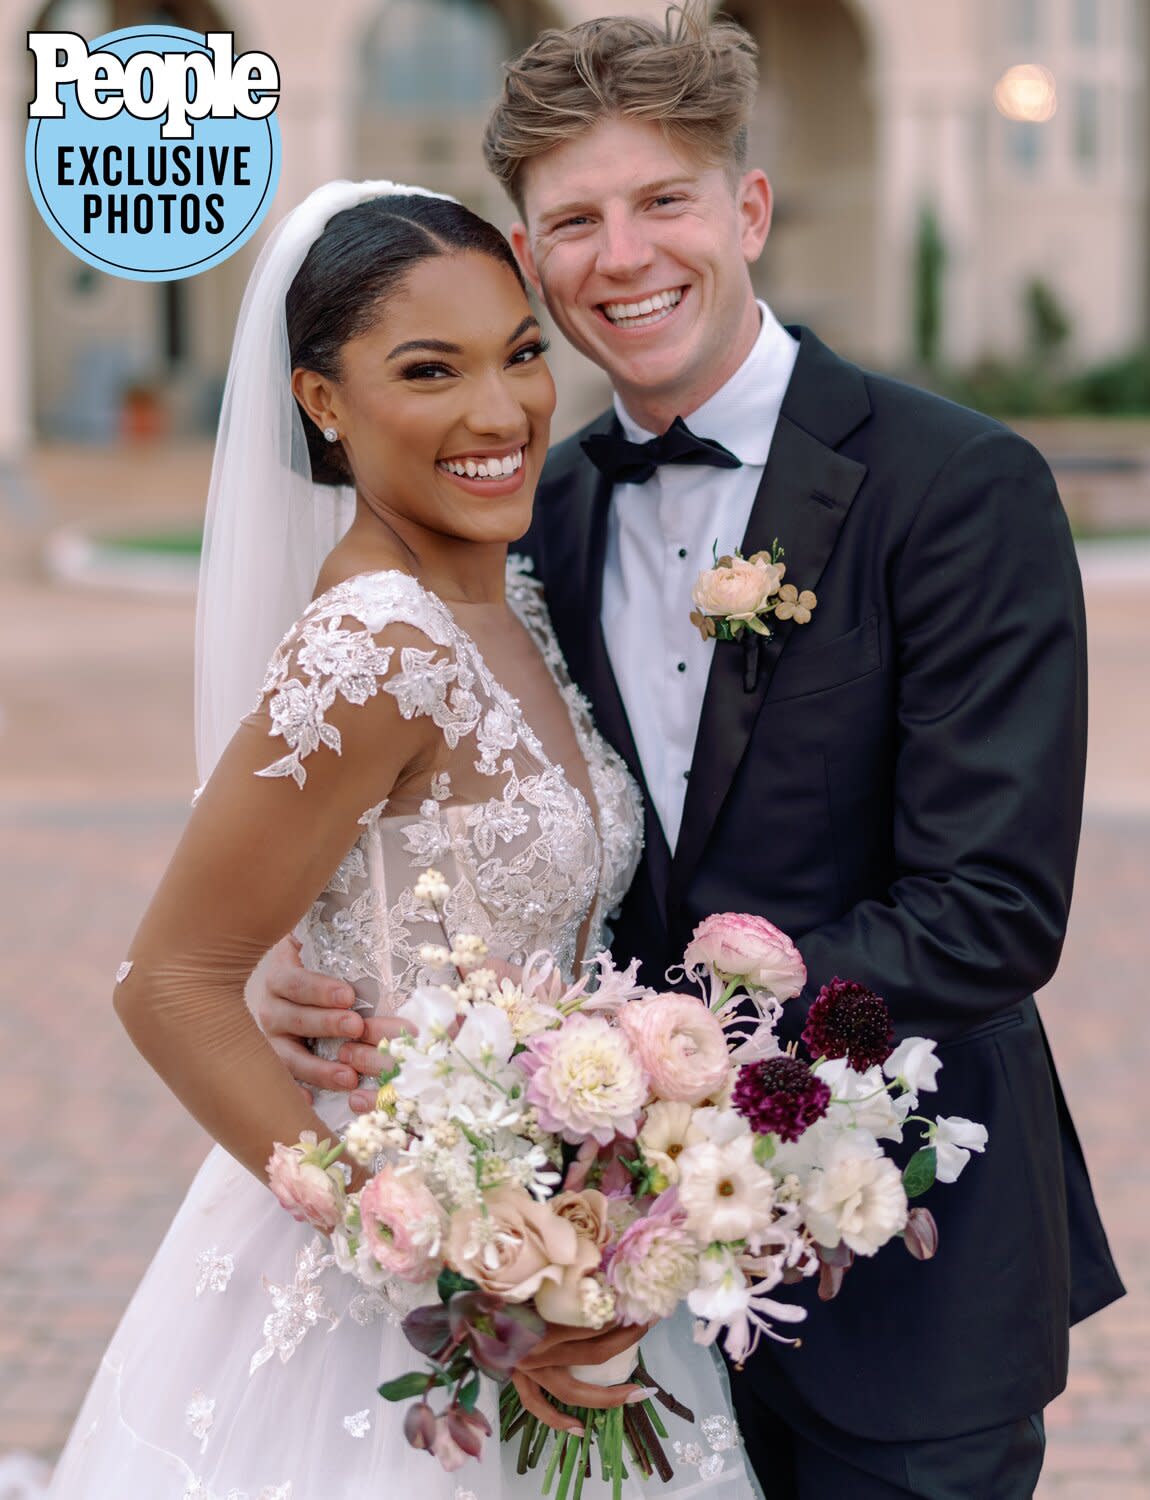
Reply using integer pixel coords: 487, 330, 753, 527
310, 251, 554, 546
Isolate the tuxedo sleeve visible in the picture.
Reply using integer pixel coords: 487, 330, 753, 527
794, 428, 1087, 1039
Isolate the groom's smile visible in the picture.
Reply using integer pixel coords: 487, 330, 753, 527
510, 116, 772, 432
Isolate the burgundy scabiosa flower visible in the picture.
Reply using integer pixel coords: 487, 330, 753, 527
801, 978, 894, 1071
731, 1055, 830, 1142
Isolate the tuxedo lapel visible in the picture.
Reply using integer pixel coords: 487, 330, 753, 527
667, 331, 870, 914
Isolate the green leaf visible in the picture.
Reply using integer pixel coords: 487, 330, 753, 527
458, 1369, 482, 1412
438, 1267, 479, 1302
902, 1146, 937, 1199
752, 1133, 776, 1165
377, 1370, 436, 1402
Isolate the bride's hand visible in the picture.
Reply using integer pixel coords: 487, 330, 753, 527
510, 1319, 652, 1429
256, 935, 365, 1097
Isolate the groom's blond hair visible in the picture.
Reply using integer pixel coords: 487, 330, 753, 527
482, 4, 759, 214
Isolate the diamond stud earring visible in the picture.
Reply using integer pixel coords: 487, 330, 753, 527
322, 426, 338, 443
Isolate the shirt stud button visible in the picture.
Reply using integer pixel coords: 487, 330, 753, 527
677, 661, 687, 673
678, 547, 688, 559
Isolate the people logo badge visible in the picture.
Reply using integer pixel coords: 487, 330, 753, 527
25, 26, 281, 281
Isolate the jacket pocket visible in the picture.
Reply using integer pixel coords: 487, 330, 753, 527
766, 614, 882, 704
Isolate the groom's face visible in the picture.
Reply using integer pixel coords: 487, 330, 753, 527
511, 117, 771, 427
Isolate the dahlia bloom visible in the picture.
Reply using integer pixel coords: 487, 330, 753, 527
519, 1014, 647, 1145
608, 1195, 699, 1323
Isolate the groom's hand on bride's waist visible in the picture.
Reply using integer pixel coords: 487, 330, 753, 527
259, 935, 394, 1108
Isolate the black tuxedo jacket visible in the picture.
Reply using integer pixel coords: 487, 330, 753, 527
521, 328, 1123, 1442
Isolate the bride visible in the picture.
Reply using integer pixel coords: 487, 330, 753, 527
46, 182, 758, 1499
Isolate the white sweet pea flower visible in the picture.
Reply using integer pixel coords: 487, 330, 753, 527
883, 1037, 942, 1094
931, 1116, 989, 1183
453, 1006, 515, 1070
399, 984, 458, 1040
683, 1105, 750, 1148
824, 1063, 910, 1143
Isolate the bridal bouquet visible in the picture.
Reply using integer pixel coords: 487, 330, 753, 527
268, 880, 987, 1494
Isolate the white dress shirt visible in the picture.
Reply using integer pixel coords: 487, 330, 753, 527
600, 302, 799, 851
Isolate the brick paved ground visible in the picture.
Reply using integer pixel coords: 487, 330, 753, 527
0, 445, 1147, 1495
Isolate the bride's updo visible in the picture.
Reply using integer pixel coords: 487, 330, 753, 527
286, 194, 527, 486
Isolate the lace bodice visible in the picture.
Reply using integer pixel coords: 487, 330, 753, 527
255, 558, 642, 1026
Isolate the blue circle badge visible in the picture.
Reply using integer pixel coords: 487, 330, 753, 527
25, 25, 281, 281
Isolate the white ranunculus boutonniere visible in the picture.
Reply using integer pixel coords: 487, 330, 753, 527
690, 539, 817, 643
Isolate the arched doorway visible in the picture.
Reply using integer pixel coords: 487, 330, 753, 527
723, 0, 878, 360
26, 0, 238, 442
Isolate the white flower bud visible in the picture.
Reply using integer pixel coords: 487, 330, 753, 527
413, 869, 449, 905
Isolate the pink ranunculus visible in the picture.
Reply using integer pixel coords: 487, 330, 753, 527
358, 1164, 446, 1282
607, 1194, 699, 1324
266, 1134, 344, 1234
618, 993, 730, 1105
683, 912, 806, 1000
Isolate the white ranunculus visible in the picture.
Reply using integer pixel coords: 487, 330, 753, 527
801, 1135, 908, 1256
677, 1134, 776, 1243
931, 1116, 989, 1183
883, 1036, 942, 1094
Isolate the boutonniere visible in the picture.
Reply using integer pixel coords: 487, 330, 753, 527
689, 539, 818, 642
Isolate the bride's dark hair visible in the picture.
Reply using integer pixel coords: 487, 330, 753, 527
286, 194, 528, 486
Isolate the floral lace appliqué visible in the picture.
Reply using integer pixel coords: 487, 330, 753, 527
186, 1389, 215, 1453
673, 1411, 741, 1480
195, 1246, 235, 1297
343, 1410, 371, 1439
249, 1238, 338, 1376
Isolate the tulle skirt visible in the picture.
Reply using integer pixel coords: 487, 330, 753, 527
47, 1130, 761, 1500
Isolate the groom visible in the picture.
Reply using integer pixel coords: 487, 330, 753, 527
260, 8, 1122, 1495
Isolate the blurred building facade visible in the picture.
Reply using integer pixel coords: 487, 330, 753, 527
1, 0, 1147, 460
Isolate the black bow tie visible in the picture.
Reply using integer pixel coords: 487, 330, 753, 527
581, 415, 742, 486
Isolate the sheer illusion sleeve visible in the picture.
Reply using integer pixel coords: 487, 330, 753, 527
113, 595, 446, 1180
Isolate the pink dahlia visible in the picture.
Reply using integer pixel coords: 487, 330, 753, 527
519, 1014, 647, 1145
801, 978, 894, 1071
731, 1055, 830, 1142
607, 1196, 699, 1324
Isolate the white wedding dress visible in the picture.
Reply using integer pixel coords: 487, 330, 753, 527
47, 560, 758, 1500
